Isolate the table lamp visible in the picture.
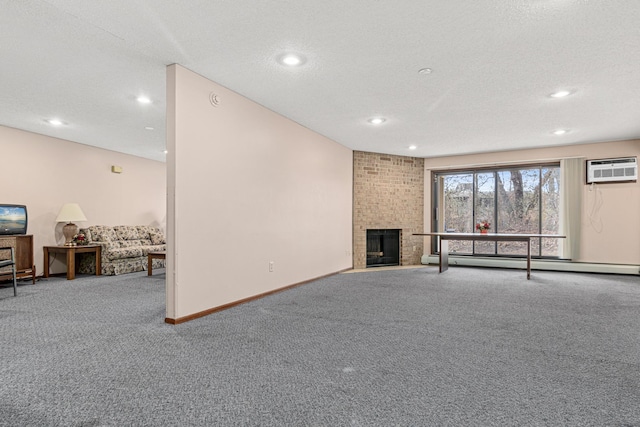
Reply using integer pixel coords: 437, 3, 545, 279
56, 203, 87, 246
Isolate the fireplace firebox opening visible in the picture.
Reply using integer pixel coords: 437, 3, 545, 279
366, 229, 400, 268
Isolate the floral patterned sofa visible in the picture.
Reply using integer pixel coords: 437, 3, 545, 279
77, 225, 166, 276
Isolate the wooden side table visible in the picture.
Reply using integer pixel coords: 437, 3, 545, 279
43, 245, 102, 280
147, 251, 166, 276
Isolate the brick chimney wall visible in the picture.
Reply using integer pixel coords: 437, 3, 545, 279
353, 151, 424, 269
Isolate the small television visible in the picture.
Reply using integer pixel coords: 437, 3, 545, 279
0, 204, 28, 235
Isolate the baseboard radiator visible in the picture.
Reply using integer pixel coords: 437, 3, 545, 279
421, 255, 640, 276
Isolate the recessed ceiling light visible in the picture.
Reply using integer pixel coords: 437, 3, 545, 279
553, 129, 568, 135
137, 96, 152, 104
163, 150, 168, 154
409, 145, 417, 150
47, 119, 63, 126
368, 117, 386, 125
144, 126, 154, 131
418, 68, 432, 75
550, 90, 571, 98
279, 53, 305, 67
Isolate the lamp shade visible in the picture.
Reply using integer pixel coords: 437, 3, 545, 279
56, 203, 87, 223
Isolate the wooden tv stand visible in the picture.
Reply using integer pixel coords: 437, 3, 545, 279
0, 234, 36, 284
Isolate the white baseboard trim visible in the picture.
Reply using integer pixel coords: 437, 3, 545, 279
421, 255, 640, 276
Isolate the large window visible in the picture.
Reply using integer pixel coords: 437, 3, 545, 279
434, 164, 561, 257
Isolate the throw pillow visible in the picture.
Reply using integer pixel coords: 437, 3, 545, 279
149, 229, 166, 245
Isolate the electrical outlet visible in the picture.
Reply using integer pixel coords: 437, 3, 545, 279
269, 261, 274, 272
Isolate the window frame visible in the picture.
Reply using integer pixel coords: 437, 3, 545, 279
431, 161, 561, 258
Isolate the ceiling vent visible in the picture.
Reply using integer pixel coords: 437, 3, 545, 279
586, 157, 637, 183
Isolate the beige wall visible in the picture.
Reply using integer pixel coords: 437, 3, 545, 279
166, 65, 353, 320
422, 140, 640, 265
0, 125, 166, 275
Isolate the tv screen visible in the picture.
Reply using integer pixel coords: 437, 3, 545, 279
0, 204, 28, 235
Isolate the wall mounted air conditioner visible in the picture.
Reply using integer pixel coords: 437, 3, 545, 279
586, 157, 637, 183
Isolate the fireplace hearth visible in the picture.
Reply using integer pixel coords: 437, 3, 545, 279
366, 229, 400, 267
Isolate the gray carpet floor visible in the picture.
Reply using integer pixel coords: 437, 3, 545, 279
0, 266, 639, 426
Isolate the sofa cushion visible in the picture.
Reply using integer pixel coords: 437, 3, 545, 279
105, 247, 143, 261
149, 228, 166, 245
114, 225, 140, 240
136, 226, 153, 240
119, 239, 147, 248
87, 225, 117, 242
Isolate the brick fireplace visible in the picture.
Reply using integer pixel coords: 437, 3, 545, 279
353, 151, 424, 269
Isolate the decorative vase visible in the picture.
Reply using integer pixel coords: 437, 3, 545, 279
480, 229, 488, 234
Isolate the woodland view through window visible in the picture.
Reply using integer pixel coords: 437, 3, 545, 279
433, 164, 561, 257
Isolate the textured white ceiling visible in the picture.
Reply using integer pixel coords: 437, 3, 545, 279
2, 0, 639, 162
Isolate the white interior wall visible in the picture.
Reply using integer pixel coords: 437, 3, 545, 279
166, 65, 353, 320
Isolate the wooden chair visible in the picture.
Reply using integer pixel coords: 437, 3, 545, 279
0, 246, 17, 296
